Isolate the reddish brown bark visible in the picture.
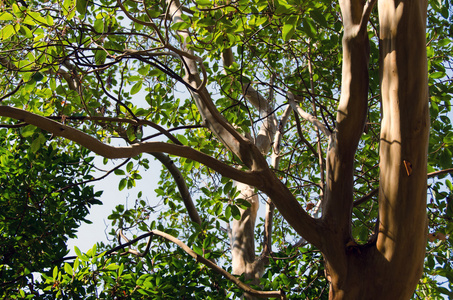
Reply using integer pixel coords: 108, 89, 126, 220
321, 0, 429, 298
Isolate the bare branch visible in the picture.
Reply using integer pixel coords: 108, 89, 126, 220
45, 115, 184, 145
151, 152, 202, 225
428, 168, 453, 178
287, 91, 331, 136
116, 229, 153, 257
150, 230, 287, 299
353, 188, 378, 207
0, 80, 24, 103
263, 105, 292, 256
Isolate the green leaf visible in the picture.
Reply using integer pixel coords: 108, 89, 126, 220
76, 0, 87, 15
19, 25, 33, 38
303, 18, 317, 39
126, 161, 134, 173
94, 18, 104, 33
171, 21, 191, 31
224, 205, 231, 220
282, 23, 295, 41
64, 263, 73, 276
95, 50, 107, 65
114, 169, 125, 176
430, 71, 446, 79
21, 125, 36, 137
119, 178, 127, 191
230, 205, 241, 220
118, 263, 124, 277
33, 72, 44, 82
27, 11, 49, 25
197, 0, 211, 5
73, 258, 80, 271
1, 24, 16, 40
0, 12, 14, 21
137, 65, 150, 76
310, 9, 327, 27
192, 244, 203, 255
30, 137, 42, 153
74, 246, 82, 258
443, 132, 453, 144
130, 81, 143, 95
104, 263, 120, 271
86, 244, 97, 257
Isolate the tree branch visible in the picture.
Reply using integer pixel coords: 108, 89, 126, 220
428, 168, 453, 178
59, 229, 286, 299
150, 152, 202, 225
0, 80, 24, 103
263, 105, 292, 256
150, 230, 286, 299
0, 105, 263, 189
287, 92, 331, 136
168, 0, 269, 172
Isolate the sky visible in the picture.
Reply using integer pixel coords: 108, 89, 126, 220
66, 152, 162, 255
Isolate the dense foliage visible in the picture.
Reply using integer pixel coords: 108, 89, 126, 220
0, 128, 101, 298
0, 0, 452, 298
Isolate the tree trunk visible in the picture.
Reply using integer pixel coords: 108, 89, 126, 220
323, 0, 429, 299
231, 182, 263, 285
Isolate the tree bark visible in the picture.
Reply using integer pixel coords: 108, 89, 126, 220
375, 0, 429, 296
323, 0, 429, 299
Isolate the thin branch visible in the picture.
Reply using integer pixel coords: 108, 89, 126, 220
263, 105, 292, 256
308, 44, 326, 207
45, 115, 183, 145
0, 80, 24, 103
352, 168, 453, 207
287, 92, 331, 136
150, 230, 286, 299
428, 168, 453, 178
353, 188, 378, 207
116, 229, 153, 257
58, 230, 286, 299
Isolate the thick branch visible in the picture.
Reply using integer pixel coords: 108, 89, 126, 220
263, 105, 292, 255
151, 152, 202, 225
168, 0, 268, 171
320, 0, 377, 288
0, 106, 263, 188
323, 0, 376, 229
1, 105, 322, 247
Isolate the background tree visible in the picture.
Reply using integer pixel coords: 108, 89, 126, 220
0, 128, 102, 298
0, 0, 452, 298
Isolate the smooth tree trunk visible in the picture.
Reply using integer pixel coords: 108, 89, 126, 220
321, 0, 429, 299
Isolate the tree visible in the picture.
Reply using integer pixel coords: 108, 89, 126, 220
0, 127, 102, 297
0, 0, 452, 298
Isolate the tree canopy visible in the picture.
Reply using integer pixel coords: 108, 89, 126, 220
0, 0, 452, 298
